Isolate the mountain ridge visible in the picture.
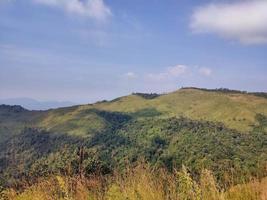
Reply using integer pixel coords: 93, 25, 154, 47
1, 87, 267, 136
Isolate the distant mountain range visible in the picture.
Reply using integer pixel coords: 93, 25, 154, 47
0, 97, 75, 110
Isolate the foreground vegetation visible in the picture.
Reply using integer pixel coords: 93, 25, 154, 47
1, 163, 266, 200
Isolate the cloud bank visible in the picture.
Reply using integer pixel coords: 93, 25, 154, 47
33, 0, 112, 22
145, 65, 212, 82
191, 1, 267, 44
120, 65, 213, 94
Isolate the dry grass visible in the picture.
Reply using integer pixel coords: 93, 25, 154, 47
2, 163, 266, 200
225, 177, 267, 200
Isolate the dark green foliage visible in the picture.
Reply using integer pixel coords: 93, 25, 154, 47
0, 128, 82, 187
0, 105, 27, 113
253, 113, 267, 132
181, 87, 248, 94
132, 92, 161, 99
132, 108, 162, 118
255, 113, 267, 127
95, 100, 108, 104
114, 117, 267, 185
91, 109, 132, 127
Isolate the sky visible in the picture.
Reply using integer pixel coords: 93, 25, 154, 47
0, 0, 267, 104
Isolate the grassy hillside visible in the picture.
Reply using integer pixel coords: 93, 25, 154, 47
1, 88, 267, 137
40, 88, 267, 134
0, 88, 267, 197
90, 88, 267, 132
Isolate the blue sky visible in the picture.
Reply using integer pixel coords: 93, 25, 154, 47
0, 0, 267, 103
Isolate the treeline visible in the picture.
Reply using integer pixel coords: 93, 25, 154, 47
181, 87, 267, 99
132, 93, 162, 99
0, 105, 27, 113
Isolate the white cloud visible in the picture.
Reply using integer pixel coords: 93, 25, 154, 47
147, 65, 188, 81
198, 67, 212, 76
124, 72, 138, 79
146, 65, 213, 82
191, 1, 267, 44
33, 0, 112, 22
167, 65, 187, 76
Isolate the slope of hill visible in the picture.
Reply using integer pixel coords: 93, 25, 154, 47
0, 88, 267, 190
89, 88, 267, 132
1, 88, 267, 137
36, 88, 267, 135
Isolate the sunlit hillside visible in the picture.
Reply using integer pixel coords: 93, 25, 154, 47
38, 88, 267, 134
2, 88, 267, 138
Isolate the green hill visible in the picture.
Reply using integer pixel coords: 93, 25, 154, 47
1, 88, 267, 137
89, 88, 267, 132
40, 88, 267, 134
0, 88, 267, 188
